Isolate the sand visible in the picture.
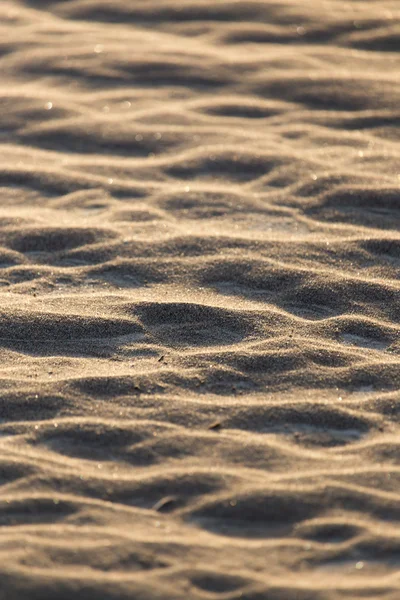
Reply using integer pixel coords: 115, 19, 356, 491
0, 0, 400, 598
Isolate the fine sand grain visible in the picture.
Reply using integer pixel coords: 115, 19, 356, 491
1, 1, 400, 598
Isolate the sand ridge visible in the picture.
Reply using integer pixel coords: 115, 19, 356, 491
0, 0, 400, 598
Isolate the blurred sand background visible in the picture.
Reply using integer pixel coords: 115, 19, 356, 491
0, 1, 400, 598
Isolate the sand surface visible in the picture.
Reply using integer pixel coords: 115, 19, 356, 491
1, 1, 400, 598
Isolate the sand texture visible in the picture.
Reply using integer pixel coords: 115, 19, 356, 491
1, 0, 400, 598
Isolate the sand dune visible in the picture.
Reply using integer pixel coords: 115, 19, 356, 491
1, 1, 400, 598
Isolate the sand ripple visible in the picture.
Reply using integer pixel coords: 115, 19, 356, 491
1, 1, 400, 598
